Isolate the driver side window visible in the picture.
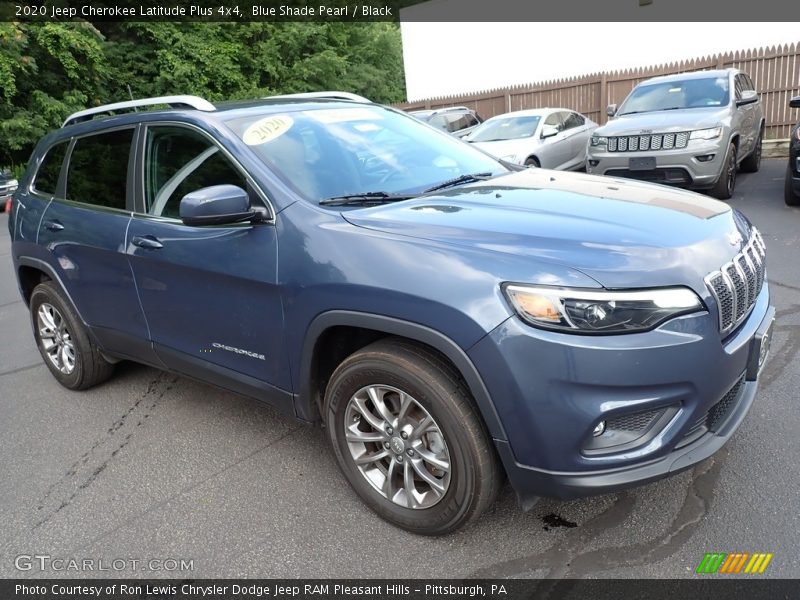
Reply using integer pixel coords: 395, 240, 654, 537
144, 126, 248, 218
543, 112, 564, 132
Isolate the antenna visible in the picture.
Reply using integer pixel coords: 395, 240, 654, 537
126, 85, 137, 111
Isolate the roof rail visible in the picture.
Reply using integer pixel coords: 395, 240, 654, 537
264, 91, 372, 103
62, 95, 216, 128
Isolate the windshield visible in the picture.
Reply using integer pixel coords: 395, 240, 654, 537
618, 76, 730, 115
467, 115, 541, 142
226, 106, 505, 202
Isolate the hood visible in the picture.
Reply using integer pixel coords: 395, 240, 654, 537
596, 107, 728, 136
469, 137, 539, 159
343, 169, 751, 291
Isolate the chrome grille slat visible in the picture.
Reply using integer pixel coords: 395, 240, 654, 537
705, 229, 767, 336
606, 132, 690, 153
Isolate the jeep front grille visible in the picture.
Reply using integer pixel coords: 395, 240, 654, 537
705, 229, 766, 335
607, 132, 690, 153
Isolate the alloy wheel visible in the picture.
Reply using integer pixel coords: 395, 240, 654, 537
343, 384, 451, 509
37, 303, 76, 374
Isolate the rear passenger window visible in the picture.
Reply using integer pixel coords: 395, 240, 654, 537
33, 142, 68, 196
66, 128, 133, 210
563, 112, 585, 130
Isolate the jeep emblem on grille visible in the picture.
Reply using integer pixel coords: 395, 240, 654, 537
639, 129, 653, 134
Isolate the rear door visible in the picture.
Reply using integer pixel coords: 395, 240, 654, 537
561, 111, 593, 168
733, 74, 756, 156
125, 123, 292, 410
37, 127, 154, 361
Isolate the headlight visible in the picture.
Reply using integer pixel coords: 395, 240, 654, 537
794, 127, 800, 142
503, 285, 704, 334
590, 136, 608, 147
690, 127, 723, 141
500, 154, 519, 163
8, 179, 18, 190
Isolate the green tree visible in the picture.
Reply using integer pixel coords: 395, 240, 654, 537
1, 21, 406, 170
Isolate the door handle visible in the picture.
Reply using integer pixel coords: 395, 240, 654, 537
44, 220, 64, 232
131, 235, 164, 250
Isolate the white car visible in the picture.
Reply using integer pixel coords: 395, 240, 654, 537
464, 108, 597, 170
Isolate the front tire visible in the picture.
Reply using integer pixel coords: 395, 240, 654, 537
524, 156, 540, 168
29, 281, 114, 390
710, 142, 737, 200
786, 163, 800, 206
324, 338, 501, 535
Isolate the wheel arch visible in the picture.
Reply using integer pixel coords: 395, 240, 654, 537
17, 257, 89, 327
296, 310, 507, 442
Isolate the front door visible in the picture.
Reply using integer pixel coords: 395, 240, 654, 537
125, 124, 292, 410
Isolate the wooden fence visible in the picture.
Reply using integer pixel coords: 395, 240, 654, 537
397, 43, 800, 139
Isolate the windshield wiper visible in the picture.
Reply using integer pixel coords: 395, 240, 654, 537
423, 172, 494, 194
319, 191, 415, 207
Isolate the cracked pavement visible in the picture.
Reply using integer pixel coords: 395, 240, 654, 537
0, 159, 798, 578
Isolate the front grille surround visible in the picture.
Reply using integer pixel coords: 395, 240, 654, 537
607, 132, 690, 153
705, 229, 766, 336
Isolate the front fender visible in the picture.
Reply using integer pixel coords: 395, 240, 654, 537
296, 310, 508, 441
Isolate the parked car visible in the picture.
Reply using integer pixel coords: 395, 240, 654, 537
1, 170, 18, 213
785, 95, 800, 206
587, 69, 764, 200
10, 94, 774, 535
464, 108, 597, 170
409, 106, 483, 138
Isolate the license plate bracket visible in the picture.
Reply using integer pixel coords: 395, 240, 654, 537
629, 156, 656, 171
746, 307, 775, 381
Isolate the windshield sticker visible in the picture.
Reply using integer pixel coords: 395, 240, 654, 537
306, 108, 382, 123
243, 115, 294, 145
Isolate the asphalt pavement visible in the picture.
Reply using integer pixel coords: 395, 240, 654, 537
0, 159, 798, 579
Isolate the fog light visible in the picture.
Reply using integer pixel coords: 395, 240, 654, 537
588, 159, 600, 167
696, 154, 715, 162
593, 421, 606, 437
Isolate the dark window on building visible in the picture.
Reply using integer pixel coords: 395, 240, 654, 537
66, 128, 134, 210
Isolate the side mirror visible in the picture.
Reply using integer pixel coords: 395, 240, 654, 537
540, 125, 559, 139
606, 104, 617, 117
790, 95, 800, 109
736, 90, 759, 106
179, 185, 264, 227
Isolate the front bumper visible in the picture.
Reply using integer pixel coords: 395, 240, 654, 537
586, 139, 724, 189
470, 284, 773, 504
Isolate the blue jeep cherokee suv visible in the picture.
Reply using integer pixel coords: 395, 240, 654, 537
8, 95, 775, 535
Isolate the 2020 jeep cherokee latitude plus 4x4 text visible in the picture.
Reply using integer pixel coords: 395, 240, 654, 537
9, 95, 774, 535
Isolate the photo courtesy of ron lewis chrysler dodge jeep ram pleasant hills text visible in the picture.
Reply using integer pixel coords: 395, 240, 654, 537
8, 94, 774, 535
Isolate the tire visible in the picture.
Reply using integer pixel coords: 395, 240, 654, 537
29, 281, 114, 390
324, 338, 502, 535
786, 163, 800, 207
710, 142, 737, 200
524, 157, 540, 168
740, 132, 762, 173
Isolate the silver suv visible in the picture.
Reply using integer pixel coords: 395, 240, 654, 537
586, 69, 764, 199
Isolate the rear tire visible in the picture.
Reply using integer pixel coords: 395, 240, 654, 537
710, 142, 737, 200
324, 338, 501, 535
29, 281, 114, 390
786, 163, 800, 207
740, 132, 762, 173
